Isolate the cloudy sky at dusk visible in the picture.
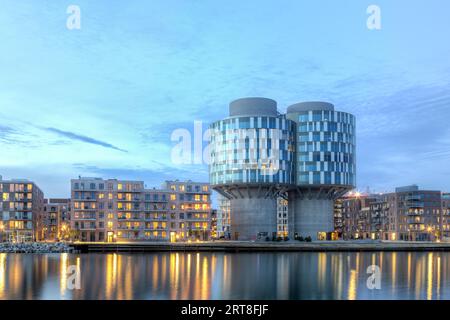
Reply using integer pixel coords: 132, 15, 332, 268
1, 0, 450, 198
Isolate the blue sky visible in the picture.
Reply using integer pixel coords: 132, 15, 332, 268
1, 0, 450, 198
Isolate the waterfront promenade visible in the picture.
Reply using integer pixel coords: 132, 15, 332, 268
71, 240, 450, 253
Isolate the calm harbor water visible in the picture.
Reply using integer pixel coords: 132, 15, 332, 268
0, 251, 449, 300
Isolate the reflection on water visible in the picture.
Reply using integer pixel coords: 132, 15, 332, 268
0, 251, 449, 300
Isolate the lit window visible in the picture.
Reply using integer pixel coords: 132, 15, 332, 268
179, 185, 185, 191
118, 184, 123, 190
170, 194, 176, 201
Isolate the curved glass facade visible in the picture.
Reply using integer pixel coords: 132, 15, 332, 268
293, 110, 356, 187
210, 116, 296, 186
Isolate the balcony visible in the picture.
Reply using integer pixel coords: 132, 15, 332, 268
117, 226, 142, 230
406, 202, 424, 209
143, 227, 168, 231
405, 195, 422, 201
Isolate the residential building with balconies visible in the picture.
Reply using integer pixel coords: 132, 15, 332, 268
70, 177, 211, 242
163, 180, 212, 241
40, 198, 71, 241
0, 176, 44, 242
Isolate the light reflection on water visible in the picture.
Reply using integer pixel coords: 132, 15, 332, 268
0, 252, 449, 300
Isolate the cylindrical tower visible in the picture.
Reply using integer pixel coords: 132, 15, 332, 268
209, 97, 296, 240
286, 102, 356, 240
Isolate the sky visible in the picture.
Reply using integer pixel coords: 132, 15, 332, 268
0, 0, 450, 199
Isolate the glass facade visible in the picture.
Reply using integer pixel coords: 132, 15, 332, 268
210, 116, 296, 185
294, 110, 356, 187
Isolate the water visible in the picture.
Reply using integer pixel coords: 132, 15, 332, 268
0, 251, 449, 300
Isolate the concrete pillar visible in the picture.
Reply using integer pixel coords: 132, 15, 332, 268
292, 198, 334, 240
230, 197, 277, 241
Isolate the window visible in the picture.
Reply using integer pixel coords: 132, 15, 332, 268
118, 183, 123, 190
170, 194, 176, 201
299, 113, 309, 122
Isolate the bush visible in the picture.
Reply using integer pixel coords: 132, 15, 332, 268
297, 236, 304, 242
284, 237, 290, 241
265, 236, 270, 242
276, 237, 283, 242
305, 236, 312, 242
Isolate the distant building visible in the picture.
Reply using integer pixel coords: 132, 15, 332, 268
387, 185, 442, 241
340, 185, 444, 241
70, 177, 211, 242
0, 176, 44, 242
162, 180, 212, 241
210, 209, 218, 239
277, 197, 288, 238
334, 198, 344, 237
216, 194, 231, 239
341, 193, 380, 240
39, 199, 71, 241
442, 193, 450, 239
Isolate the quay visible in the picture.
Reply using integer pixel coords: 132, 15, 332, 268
71, 241, 450, 253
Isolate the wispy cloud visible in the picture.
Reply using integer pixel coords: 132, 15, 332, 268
0, 125, 16, 140
44, 127, 128, 153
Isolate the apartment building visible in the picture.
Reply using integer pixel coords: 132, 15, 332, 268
39, 199, 71, 241
340, 185, 443, 242
70, 177, 212, 242
210, 209, 217, 239
341, 193, 380, 240
334, 198, 343, 237
162, 180, 212, 241
442, 193, 450, 239
0, 176, 44, 242
277, 197, 288, 238
216, 194, 231, 239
